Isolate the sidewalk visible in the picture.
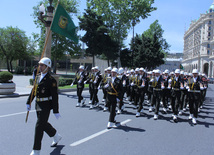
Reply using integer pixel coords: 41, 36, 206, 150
0, 75, 77, 98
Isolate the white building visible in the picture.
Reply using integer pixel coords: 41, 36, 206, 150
157, 58, 182, 72
182, 2, 214, 77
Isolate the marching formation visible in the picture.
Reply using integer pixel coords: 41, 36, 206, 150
73, 65, 208, 128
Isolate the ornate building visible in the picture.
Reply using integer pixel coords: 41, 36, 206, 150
182, 2, 214, 77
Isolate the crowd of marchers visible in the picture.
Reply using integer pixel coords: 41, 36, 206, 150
73, 65, 208, 128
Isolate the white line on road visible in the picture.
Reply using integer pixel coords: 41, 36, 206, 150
0, 110, 36, 118
70, 119, 132, 147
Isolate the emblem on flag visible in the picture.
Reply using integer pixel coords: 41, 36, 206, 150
59, 16, 68, 29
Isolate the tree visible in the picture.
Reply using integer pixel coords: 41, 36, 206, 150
0, 26, 29, 72
32, 0, 79, 73
79, 8, 119, 66
120, 48, 132, 68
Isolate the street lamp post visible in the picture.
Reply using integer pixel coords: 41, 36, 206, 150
38, 0, 54, 58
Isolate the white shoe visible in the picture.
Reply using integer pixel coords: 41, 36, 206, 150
95, 102, 100, 107
183, 108, 186, 112
198, 108, 200, 113
189, 114, 193, 120
172, 114, 175, 118
117, 109, 122, 114
51, 132, 62, 147
107, 122, 116, 129
30, 150, 40, 155
81, 98, 86, 105
103, 106, 108, 112
192, 117, 197, 125
154, 114, 158, 120
168, 105, 172, 110
133, 105, 137, 109
76, 103, 80, 107
129, 101, 132, 105
126, 98, 129, 101
160, 101, 163, 105
149, 107, 153, 112
136, 112, 140, 117
102, 99, 105, 102
173, 115, 177, 120
163, 108, 167, 113
89, 105, 94, 110
178, 110, 183, 115
88, 100, 92, 104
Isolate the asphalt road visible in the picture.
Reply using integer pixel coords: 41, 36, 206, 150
0, 85, 214, 155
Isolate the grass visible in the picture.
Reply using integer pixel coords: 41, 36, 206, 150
59, 84, 89, 89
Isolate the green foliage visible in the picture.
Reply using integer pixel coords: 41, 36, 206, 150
0, 26, 31, 72
58, 77, 73, 86
120, 48, 132, 67
15, 66, 33, 75
0, 71, 13, 83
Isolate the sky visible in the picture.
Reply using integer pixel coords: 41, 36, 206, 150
1, 0, 214, 54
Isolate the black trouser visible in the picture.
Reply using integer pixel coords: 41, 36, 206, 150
102, 86, 107, 100
188, 92, 201, 118
33, 109, 56, 150
106, 94, 117, 122
162, 89, 170, 109
89, 84, 94, 101
180, 90, 187, 110
77, 87, 84, 103
92, 89, 99, 105
118, 87, 125, 110
126, 85, 131, 98
129, 86, 135, 102
134, 88, 140, 106
153, 90, 162, 115
170, 90, 181, 115
138, 88, 145, 112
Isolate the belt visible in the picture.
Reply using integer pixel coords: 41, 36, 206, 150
36, 96, 52, 102
188, 90, 200, 93
107, 92, 118, 96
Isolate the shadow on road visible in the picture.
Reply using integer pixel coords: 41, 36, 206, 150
50, 145, 65, 155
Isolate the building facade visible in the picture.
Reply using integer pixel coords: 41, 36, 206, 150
182, 2, 214, 77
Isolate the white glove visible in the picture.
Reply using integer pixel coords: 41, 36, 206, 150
180, 87, 184, 89
104, 84, 109, 88
168, 79, 172, 83
78, 80, 81, 83
94, 81, 97, 84
26, 104, 31, 111
98, 85, 100, 90
116, 98, 120, 103
150, 79, 154, 82
84, 81, 87, 84
167, 86, 171, 89
131, 82, 134, 86
200, 87, 204, 90
54, 113, 61, 119
186, 86, 189, 89
161, 86, 165, 89
70, 83, 73, 87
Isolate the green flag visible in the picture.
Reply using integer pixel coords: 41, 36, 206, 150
51, 4, 78, 43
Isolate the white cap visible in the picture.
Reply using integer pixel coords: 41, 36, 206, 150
39, 57, 51, 67
155, 69, 161, 74
139, 67, 144, 71
202, 73, 205, 76
184, 72, 188, 76
79, 65, 84, 70
152, 70, 156, 73
118, 68, 124, 74
175, 69, 180, 74
91, 67, 95, 70
164, 69, 169, 74
111, 68, 118, 73
127, 70, 130, 74
192, 69, 198, 74
104, 68, 107, 71
162, 72, 165, 74
199, 72, 202, 76
135, 68, 139, 72
94, 66, 99, 70
189, 73, 193, 76
170, 72, 174, 75
147, 71, 152, 74
107, 67, 112, 71
130, 69, 134, 73
180, 71, 184, 75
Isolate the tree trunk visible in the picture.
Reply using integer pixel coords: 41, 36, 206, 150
92, 54, 95, 67
6, 58, 10, 72
53, 57, 57, 74
107, 59, 110, 66
9, 60, 13, 73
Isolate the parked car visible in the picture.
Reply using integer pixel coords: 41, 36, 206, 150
208, 78, 214, 84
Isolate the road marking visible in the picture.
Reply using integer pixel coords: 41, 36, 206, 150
70, 119, 132, 147
0, 110, 36, 118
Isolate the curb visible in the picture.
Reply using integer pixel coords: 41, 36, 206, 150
0, 88, 89, 98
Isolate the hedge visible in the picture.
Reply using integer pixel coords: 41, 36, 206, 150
29, 77, 73, 86
0, 71, 13, 83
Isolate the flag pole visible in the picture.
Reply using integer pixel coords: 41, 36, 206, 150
25, 0, 60, 123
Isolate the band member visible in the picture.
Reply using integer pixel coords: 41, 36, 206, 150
90, 66, 102, 109
200, 73, 208, 111
85, 67, 95, 104
136, 68, 147, 117
162, 69, 170, 113
128, 69, 135, 105
104, 68, 123, 129
26, 57, 61, 155
72, 65, 87, 107
151, 69, 164, 120
168, 69, 182, 122
186, 69, 203, 125
102, 67, 112, 111
117, 67, 126, 114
